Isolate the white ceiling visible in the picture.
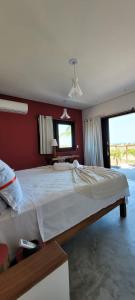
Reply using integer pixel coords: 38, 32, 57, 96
1, 0, 135, 109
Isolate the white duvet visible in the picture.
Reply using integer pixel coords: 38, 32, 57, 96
0, 165, 129, 258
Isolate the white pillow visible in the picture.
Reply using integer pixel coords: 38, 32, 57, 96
0, 160, 23, 212
0, 196, 8, 214
53, 162, 73, 171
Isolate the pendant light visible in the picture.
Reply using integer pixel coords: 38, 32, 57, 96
60, 108, 70, 119
68, 58, 83, 98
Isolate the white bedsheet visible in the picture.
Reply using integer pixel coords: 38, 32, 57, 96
0, 166, 129, 258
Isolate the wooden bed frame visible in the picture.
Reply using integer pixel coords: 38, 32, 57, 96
47, 197, 126, 246
0, 198, 126, 299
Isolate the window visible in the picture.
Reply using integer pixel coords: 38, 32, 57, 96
53, 120, 75, 150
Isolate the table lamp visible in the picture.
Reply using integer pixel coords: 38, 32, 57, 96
51, 139, 58, 157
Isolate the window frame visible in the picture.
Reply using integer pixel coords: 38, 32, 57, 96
53, 120, 76, 151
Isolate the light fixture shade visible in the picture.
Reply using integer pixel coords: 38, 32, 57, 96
51, 139, 58, 146
68, 58, 83, 98
60, 108, 71, 119
68, 78, 83, 98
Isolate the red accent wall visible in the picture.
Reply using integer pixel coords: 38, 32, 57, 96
0, 95, 84, 170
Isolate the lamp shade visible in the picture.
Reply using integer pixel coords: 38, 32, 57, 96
60, 108, 70, 119
68, 58, 83, 98
68, 78, 83, 98
51, 139, 58, 147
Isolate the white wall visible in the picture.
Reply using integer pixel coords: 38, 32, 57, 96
83, 91, 135, 119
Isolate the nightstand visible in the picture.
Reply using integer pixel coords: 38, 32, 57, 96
52, 154, 79, 164
0, 242, 70, 300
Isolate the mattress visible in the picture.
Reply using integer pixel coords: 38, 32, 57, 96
0, 166, 129, 258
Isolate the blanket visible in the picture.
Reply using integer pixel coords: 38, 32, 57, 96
73, 166, 129, 200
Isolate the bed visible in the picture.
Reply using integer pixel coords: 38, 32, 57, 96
0, 165, 129, 258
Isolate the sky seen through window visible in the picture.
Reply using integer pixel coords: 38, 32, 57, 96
109, 113, 135, 145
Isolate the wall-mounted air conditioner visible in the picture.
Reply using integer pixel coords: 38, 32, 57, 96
0, 99, 28, 114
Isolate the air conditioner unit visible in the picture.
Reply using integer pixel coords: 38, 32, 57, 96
0, 99, 28, 114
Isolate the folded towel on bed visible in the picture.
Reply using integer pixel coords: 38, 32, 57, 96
72, 160, 83, 169
72, 165, 129, 200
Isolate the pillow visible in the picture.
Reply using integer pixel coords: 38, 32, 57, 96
0, 196, 8, 214
53, 162, 73, 171
0, 160, 23, 212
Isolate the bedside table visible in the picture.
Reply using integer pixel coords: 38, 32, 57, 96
52, 154, 79, 164
0, 242, 70, 300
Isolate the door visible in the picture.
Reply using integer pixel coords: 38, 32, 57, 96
102, 110, 135, 170
101, 117, 110, 168
109, 112, 135, 169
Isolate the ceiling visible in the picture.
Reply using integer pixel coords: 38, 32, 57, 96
0, 0, 135, 109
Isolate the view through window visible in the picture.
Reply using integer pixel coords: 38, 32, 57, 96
109, 113, 135, 168
58, 123, 72, 148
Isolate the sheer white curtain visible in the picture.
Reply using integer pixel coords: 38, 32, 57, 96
38, 115, 53, 154
84, 117, 104, 166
